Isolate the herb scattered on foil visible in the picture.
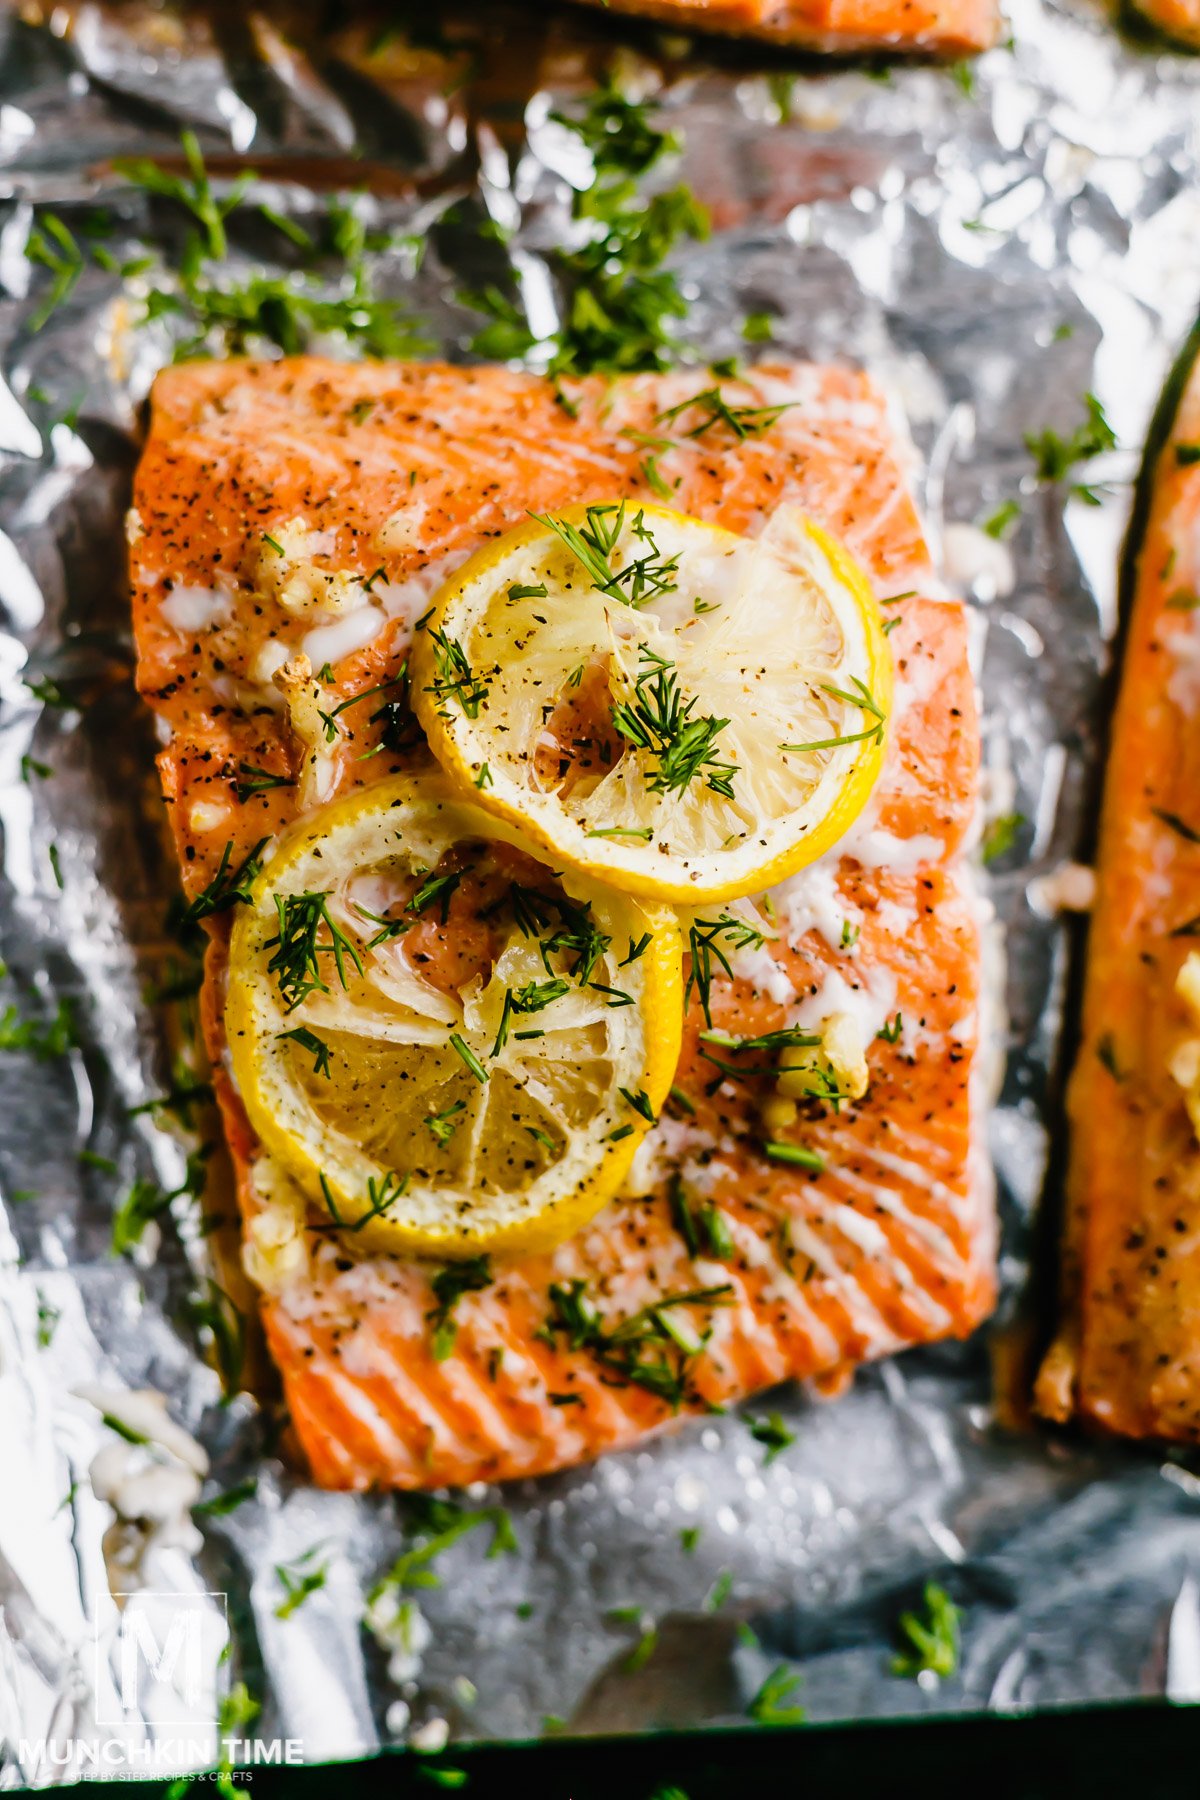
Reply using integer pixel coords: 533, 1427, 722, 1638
891, 1581, 961, 1679
981, 810, 1026, 864
747, 1664, 806, 1726
273, 1544, 331, 1619
748, 1413, 796, 1464
465, 73, 709, 375
1025, 391, 1117, 504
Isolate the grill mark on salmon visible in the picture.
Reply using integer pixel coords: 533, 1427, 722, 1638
132, 355, 993, 1489
1036, 357, 1200, 1442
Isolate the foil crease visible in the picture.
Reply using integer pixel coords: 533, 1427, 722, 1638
2, 0, 1200, 1776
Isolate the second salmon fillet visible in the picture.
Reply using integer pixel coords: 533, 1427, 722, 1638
131, 356, 993, 1489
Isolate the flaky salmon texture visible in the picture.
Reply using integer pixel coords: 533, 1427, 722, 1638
131, 356, 994, 1490
1036, 357, 1200, 1442
567, 0, 1000, 54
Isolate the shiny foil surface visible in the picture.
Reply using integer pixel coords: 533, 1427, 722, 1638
2, 0, 1200, 1778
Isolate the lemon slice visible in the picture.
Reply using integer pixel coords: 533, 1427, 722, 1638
411, 502, 892, 904
226, 771, 682, 1259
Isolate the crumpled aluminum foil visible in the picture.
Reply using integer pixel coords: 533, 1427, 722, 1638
3, 0, 1200, 1779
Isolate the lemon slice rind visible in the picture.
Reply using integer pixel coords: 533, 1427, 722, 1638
226, 772, 683, 1260
411, 504, 893, 905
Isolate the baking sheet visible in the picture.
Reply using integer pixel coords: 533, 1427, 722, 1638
3, 0, 1200, 1777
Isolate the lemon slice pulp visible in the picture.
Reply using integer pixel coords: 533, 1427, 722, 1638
411, 502, 893, 904
226, 772, 683, 1258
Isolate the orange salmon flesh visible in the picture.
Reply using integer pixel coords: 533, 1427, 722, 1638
131, 356, 994, 1489
567, 0, 1000, 53
1036, 358, 1200, 1443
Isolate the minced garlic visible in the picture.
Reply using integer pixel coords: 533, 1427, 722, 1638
273, 651, 338, 810
242, 1155, 309, 1292
1170, 951, 1200, 1138
776, 1009, 870, 1105
257, 518, 364, 617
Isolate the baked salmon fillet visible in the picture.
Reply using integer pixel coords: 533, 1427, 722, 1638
130, 356, 993, 1489
1036, 357, 1200, 1442
565, 0, 1000, 55
1130, 0, 1200, 46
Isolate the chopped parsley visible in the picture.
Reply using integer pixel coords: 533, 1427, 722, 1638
657, 385, 791, 441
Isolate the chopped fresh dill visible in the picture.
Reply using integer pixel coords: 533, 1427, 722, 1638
762, 1141, 825, 1172
176, 838, 268, 929
276, 1025, 332, 1079
426, 629, 489, 719
685, 913, 771, 1025
534, 501, 679, 607
449, 1033, 489, 1084
657, 385, 791, 441
425, 1100, 467, 1145
233, 761, 294, 801
265, 890, 364, 1011
316, 1169, 409, 1234
1025, 392, 1117, 502
611, 644, 738, 799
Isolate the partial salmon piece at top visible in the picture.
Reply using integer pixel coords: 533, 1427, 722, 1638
1036, 355, 1200, 1443
566, 0, 1000, 54
131, 356, 993, 1490
1130, 0, 1200, 47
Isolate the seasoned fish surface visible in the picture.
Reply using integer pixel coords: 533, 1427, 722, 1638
132, 356, 993, 1488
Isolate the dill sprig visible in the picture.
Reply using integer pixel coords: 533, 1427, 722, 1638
316, 1168, 409, 1234
490, 977, 571, 1058
277, 1025, 332, 1079
177, 837, 267, 929
1025, 391, 1117, 504
367, 1497, 517, 1608
425, 629, 489, 720
541, 1279, 733, 1408
611, 645, 738, 799
534, 501, 679, 607
266, 891, 364, 1012
685, 913, 771, 1025
24, 214, 85, 332
508, 884, 612, 987
426, 1256, 493, 1361
657, 386, 791, 440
